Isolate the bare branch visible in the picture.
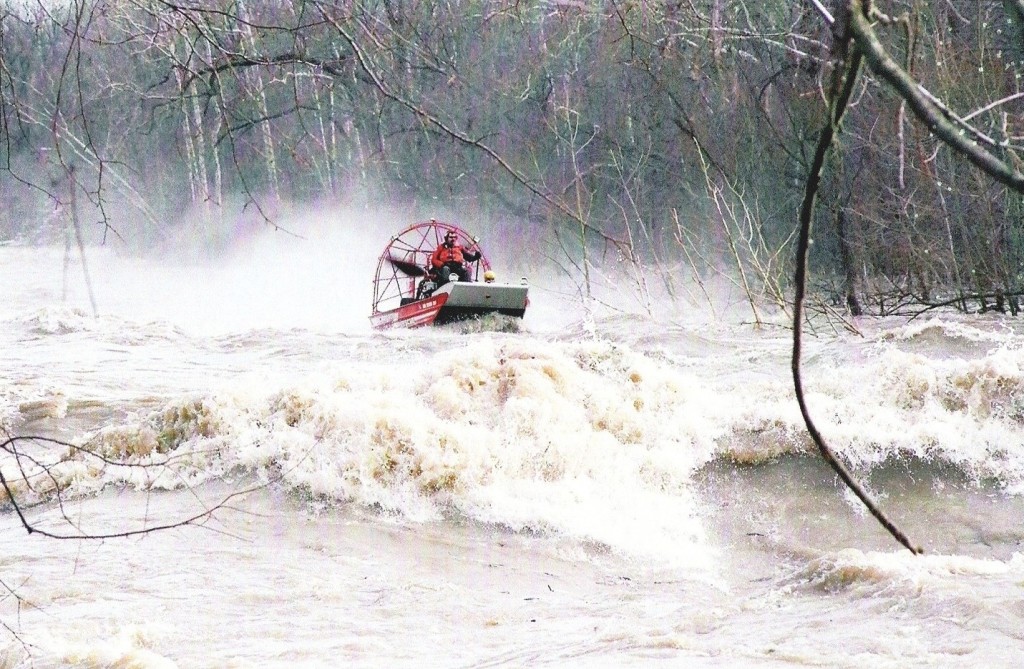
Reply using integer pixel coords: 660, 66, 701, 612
310, 0, 626, 251
0, 435, 264, 541
793, 9, 922, 554
849, 0, 1024, 192
810, 0, 835, 26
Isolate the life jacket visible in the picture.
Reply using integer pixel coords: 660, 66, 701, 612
431, 243, 466, 268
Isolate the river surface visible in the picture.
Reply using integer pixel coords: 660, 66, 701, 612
1, 239, 1022, 668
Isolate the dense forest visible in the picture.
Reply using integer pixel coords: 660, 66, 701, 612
1, 0, 1023, 318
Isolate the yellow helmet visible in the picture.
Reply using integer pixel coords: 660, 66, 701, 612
483, 270, 496, 283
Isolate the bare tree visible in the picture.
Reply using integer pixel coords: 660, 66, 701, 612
793, 0, 1024, 553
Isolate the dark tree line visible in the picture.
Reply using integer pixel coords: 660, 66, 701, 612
0, 0, 1022, 316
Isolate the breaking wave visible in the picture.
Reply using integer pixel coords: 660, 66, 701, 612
7, 317, 1024, 563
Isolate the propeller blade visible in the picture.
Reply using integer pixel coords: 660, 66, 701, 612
388, 256, 427, 277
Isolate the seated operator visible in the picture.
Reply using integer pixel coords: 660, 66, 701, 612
430, 230, 481, 284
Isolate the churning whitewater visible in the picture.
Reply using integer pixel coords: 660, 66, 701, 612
1, 238, 1022, 668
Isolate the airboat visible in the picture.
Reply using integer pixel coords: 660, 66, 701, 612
370, 219, 529, 329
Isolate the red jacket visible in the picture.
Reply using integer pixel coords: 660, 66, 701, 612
431, 242, 480, 269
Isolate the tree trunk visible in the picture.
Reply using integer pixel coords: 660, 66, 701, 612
836, 208, 863, 316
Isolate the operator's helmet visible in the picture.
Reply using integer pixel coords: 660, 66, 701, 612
484, 270, 496, 283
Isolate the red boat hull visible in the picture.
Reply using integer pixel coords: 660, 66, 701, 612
371, 282, 528, 330
371, 293, 450, 329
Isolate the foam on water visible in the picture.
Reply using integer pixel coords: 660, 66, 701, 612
5, 240, 1024, 666
5, 309, 1023, 573
35, 336, 720, 570
39, 626, 177, 669
788, 548, 1020, 596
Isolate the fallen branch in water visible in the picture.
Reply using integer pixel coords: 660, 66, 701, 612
0, 434, 264, 540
